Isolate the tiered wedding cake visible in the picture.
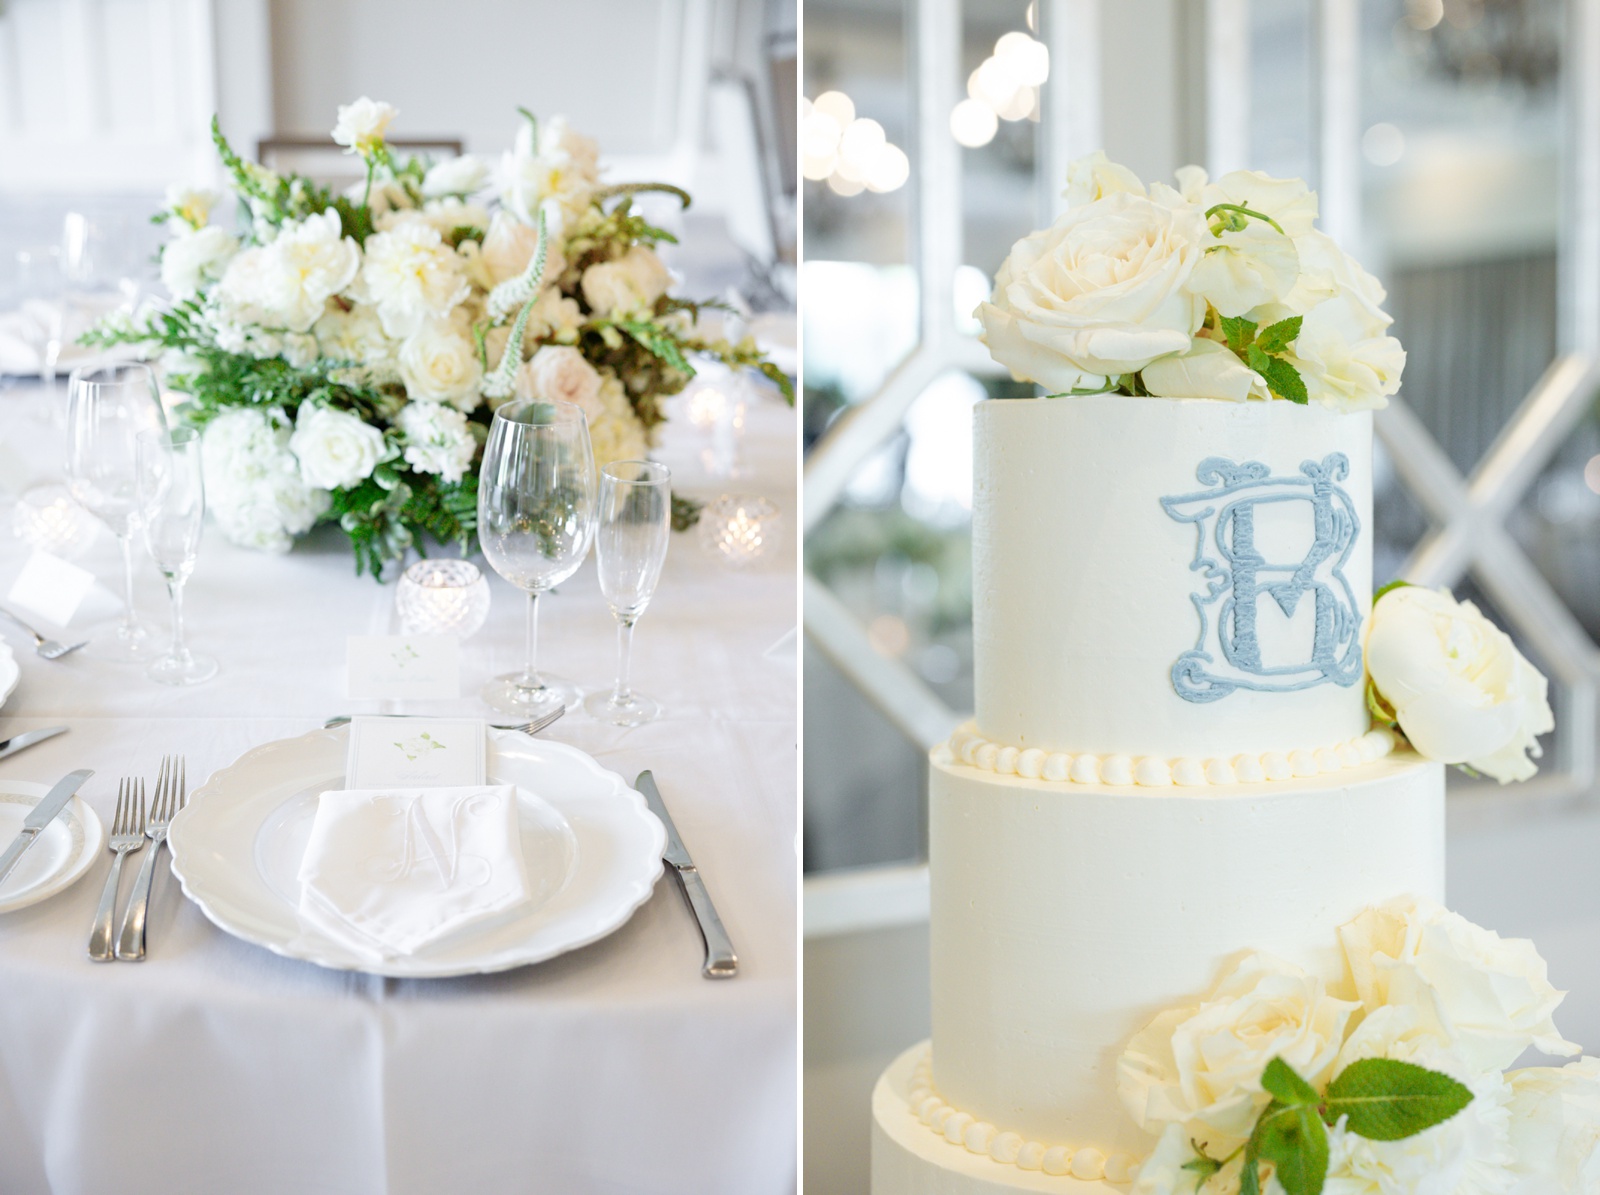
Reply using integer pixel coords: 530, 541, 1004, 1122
870, 157, 1577, 1194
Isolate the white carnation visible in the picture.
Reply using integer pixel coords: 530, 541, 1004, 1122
515, 345, 603, 421
215, 211, 359, 333
1505, 1057, 1600, 1194
398, 319, 483, 410
581, 245, 671, 319
201, 408, 328, 553
422, 155, 490, 198
359, 221, 471, 337
160, 225, 238, 297
331, 96, 397, 155
1325, 1073, 1516, 1195
288, 405, 387, 490
395, 401, 476, 483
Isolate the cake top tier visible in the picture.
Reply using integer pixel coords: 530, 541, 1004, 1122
972, 395, 1373, 761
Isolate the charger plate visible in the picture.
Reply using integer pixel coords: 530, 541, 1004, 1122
0, 779, 103, 913
167, 726, 667, 977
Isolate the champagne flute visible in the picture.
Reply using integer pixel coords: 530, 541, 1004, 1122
584, 461, 671, 726
136, 428, 217, 685
477, 399, 598, 716
65, 363, 167, 657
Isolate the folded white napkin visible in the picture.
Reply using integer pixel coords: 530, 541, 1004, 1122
297, 785, 529, 961
0, 297, 135, 375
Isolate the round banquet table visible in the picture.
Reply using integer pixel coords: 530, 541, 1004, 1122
0, 382, 797, 1195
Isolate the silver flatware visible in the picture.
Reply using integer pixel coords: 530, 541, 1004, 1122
116, 755, 185, 961
321, 707, 566, 735
0, 767, 94, 887
635, 770, 737, 979
0, 725, 68, 762
0, 606, 87, 660
88, 778, 145, 962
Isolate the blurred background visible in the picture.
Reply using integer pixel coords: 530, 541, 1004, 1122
0, 0, 798, 383
801, 0, 1600, 1190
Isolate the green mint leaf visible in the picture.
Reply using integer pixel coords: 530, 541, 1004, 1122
1221, 315, 1258, 354
1325, 1059, 1474, 1142
1254, 1104, 1329, 1195
1262, 1058, 1322, 1107
1258, 316, 1303, 354
1250, 350, 1309, 405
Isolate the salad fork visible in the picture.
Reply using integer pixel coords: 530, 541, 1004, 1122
115, 756, 185, 961
0, 605, 87, 660
88, 778, 144, 962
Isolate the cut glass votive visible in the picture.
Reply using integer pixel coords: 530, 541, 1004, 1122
11, 484, 99, 560
699, 493, 779, 568
395, 559, 491, 638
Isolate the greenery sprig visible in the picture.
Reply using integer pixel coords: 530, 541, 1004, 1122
1220, 314, 1307, 405
1186, 1056, 1473, 1195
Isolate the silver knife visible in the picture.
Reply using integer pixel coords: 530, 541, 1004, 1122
0, 726, 68, 763
635, 770, 737, 978
0, 768, 93, 887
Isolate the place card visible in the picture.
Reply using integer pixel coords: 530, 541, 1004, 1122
6, 550, 96, 626
345, 717, 487, 789
346, 634, 460, 700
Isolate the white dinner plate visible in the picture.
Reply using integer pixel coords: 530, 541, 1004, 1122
167, 726, 668, 977
0, 642, 19, 711
0, 780, 104, 913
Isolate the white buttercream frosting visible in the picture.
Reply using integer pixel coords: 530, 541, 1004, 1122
947, 722, 1396, 787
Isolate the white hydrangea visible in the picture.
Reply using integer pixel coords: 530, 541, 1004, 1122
160, 225, 238, 297
397, 318, 483, 410
331, 96, 397, 155
395, 400, 476, 483
214, 210, 359, 333
580, 245, 671, 319
358, 220, 471, 337
288, 405, 388, 490
201, 408, 329, 553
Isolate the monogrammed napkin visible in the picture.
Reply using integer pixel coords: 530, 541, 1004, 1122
297, 785, 529, 961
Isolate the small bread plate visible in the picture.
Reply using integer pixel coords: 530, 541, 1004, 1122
0, 642, 19, 711
0, 779, 104, 913
167, 725, 667, 978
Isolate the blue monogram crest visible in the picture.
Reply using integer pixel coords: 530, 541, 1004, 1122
1160, 453, 1363, 703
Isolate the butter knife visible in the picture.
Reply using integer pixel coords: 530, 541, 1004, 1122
0, 726, 67, 763
0, 768, 93, 887
635, 770, 737, 978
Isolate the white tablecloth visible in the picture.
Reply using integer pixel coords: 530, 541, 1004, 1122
0, 387, 797, 1195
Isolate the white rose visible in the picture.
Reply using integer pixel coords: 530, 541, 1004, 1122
421, 155, 489, 198
395, 401, 476, 483
315, 302, 395, 370
1505, 1057, 1600, 1195
161, 225, 238, 297
358, 221, 471, 337
1118, 953, 1359, 1150
1339, 897, 1578, 1073
1325, 1072, 1516, 1195
164, 183, 223, 230
1184, 170, 1315, 317
976, 190, 1209, 390
215, 211, 359, 334
1173, 165, 1209, 203
1142, 336, 1264, 402
331, 96, 397, 155
581, 245, 671, 319
515, 345, 603, 420
1366, 586, 1553, 782
288, 406, 387, 490
1287, 294, 1405, 413
1064, 150, 1145, 207
398, 319, 483, 410
202, 408, 328, 552
1282, 229, 1392, 330
1130, 1124, 1216, 1195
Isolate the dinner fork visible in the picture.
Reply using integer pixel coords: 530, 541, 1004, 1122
321, 707, 566, 735
115, 756, 185, 962
88, 778, 144, 962
0, 605, 87, 660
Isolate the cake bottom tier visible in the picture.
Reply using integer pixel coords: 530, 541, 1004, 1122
873, 1044, 1127, 1194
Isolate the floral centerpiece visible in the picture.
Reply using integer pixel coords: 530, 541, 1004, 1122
89, 97, 792, 575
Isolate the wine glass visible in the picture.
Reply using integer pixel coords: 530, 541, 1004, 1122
136, 428, 216, 685
583, 461, 671, 726
66, 363, 167, 658
477, 400, 598, 716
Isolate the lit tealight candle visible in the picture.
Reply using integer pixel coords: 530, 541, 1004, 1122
11, 485, 98, 560
699, 494, 780, 568
687, 386, 728, 429
395, 559, 492, 638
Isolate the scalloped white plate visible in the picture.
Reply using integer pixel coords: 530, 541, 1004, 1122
0, 780, 103, 913
167, 726, 666, 977
0, 642, 18, 711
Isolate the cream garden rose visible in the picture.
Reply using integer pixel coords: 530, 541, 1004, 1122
332, 96, 397, 156
358, 221, 471, 337
1339, 897, 1578, 1074
515, 345, 604, 420
1118, 952, 1359, 1147
288, 405, 388, 490
1366, 586, 1553, 782
581, 245, 671, 319
1504, 1057, 1600, 1194
976, 189, 1208, 390
397, 319, 482, 409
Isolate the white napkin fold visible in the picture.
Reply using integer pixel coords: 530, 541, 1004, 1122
297, 785, 529, 961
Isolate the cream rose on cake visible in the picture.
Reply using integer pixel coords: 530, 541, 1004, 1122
977, 189, 1209, 392
1504, 1057, 1600, 1194
1366, 586, 1554, 782
1117, 952, 1359, 1147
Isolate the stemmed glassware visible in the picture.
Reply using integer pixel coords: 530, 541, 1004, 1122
584, 461, 671, 726
136, 427, 216, 685
477, 399, 598, 716
65, 363, 167, 658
